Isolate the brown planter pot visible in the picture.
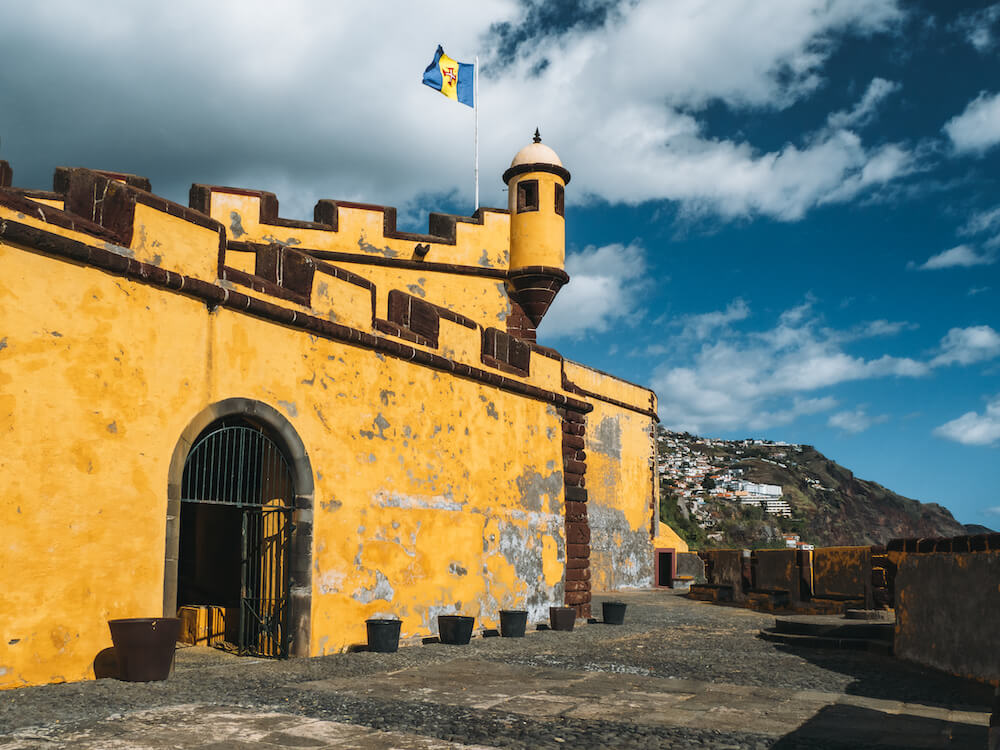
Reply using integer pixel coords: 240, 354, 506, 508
549, 606, 576, 631
108, 617, 180, 682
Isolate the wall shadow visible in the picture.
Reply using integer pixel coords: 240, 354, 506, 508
769, 641, 994, 710
771, 703, 986, 749
93, 647, 119, 679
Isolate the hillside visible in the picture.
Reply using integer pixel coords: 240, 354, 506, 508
657, 428, 967, 549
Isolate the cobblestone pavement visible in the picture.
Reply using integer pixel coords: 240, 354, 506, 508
1, 591, 993, 749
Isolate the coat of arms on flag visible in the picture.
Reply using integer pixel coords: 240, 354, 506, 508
422, 45, 474, 107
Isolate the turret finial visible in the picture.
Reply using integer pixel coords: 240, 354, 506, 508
533, 128, 541, 144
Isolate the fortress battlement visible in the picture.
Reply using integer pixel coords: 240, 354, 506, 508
0, 158, 654, 418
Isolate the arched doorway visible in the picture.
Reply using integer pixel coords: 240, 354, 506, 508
165, 399, 314, 658
179, 418, 293, 656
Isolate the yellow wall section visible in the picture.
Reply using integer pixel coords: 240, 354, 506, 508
343, 264, 511, 331
0, 235, 567, 688
583, 398, 658, 591
130, 203, 220, 282
507, 173, 565, 271
0, 175, 671, 689
563, 360, 654, 414
653, 522, 689, 554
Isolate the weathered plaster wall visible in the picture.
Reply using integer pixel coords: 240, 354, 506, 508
0, 167, 667, 689
0, 234, 566, 688
895, 551, 1000, 683
583, 398, 656, 591
811, 546, 871, 600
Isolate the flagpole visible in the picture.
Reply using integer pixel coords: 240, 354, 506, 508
474, 55, 479, 212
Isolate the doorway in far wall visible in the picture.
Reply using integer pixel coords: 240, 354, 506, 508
655, 548, 676, 587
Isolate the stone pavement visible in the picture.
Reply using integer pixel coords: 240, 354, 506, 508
300, 657, 989, 747
1, 591, 993, 749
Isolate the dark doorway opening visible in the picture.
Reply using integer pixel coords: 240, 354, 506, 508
655, 548, 676, 587
177, 417, 294, 658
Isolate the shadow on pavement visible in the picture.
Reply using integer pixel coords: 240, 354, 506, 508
771, 641, 994, 709
771, 703, 986, 749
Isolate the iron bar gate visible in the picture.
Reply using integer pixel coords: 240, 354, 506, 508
180, 424, 294, 658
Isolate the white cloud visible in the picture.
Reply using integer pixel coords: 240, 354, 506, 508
827, 77, 901, 130
944, 91, 1000, 154
954, 4, 1000, 52
652, 302, 1000, 433
826, 318, 917, 342
676, 298, 750, 340
961, 206, 1000, 236
0, 0, 909, 223
828, 407, 889, 433
959, 206, 1000, 249
934, 394, 1000, 446
931, 326, 1000, 366
652, 298, 927, 433
910, 245, 996, 270
540, 242, 650, 340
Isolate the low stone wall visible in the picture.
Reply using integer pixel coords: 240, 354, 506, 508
895, 550, 1000, 683
702, 549, 745, 600
811, 546, 871, 602
754, 549, 800, 603
676, 552, 706, 583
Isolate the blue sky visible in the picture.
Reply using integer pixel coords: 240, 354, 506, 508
1, 1, 998, 525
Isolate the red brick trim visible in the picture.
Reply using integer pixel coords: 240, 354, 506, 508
481, 327, 531, 376
559, 405, 591, 618
59, 168, 222, 248
221, 266, 311, 307
309, 249, 509, 280
374, 318, 435, 348
0, 188, 119, 242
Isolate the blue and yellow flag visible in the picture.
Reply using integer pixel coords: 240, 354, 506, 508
422, 45, 474, 107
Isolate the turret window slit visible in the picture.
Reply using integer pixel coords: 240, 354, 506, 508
517, 179, 539, 213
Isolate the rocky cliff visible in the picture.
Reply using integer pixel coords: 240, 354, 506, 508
658, 429, 968, 548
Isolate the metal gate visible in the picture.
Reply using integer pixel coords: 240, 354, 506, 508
181, 423, 294, 658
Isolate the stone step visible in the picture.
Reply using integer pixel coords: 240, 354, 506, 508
687, 584, 734, 602
773, 617, 894, 641
758, 628, 894, 656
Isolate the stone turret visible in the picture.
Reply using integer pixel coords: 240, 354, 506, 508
502, 130, 570, 331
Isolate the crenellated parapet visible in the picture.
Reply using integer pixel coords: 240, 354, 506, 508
190, 184, 511, 271
0, 162, 655, 422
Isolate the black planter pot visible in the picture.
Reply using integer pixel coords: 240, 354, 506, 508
602, 601, 627, 625
549, 606, 576, 631
365, 619, 402, 653
108, 617, 180, 682
438, 615, 475, 645
499, 610, 528, 638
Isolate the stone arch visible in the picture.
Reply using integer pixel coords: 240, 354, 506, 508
164, 398, 314, 657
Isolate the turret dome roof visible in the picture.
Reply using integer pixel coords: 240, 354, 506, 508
502, 129, 571, 185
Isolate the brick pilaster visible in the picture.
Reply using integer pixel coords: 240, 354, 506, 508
559, 407, 591, 618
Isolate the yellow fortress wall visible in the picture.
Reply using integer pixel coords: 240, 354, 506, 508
0, 140, 670, 689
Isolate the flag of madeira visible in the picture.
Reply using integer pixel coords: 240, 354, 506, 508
422, 45, 474, 107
